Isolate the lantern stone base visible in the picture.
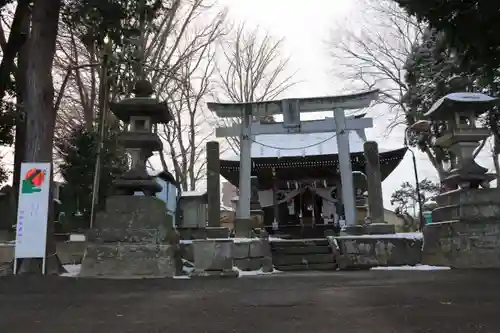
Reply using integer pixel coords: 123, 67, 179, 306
80, 195, 181, 278
80, 243, 179, 278
422, 219, 500, 268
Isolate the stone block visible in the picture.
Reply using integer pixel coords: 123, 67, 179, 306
232, 242, 250, 259
435, 188, 500, 206
432, 202, 500, 222
177, 227, 206, 240
365, 223, 396, 235
91, 196, 173, 244
422, 219, 500, 268
192, 239, 233, 272
180, 242, 194, 262
80, 243, 179, 278
234, 218, 252, 238
234, 257, 265, 271
232, 239, 272, 259
335, 236, 422, 269
56, 241, 87, 265
250, 239, 271, 257
205, 227, 230, 238
274, 262, 337, 271
342, 225, 366, 235
0, 244, 13, 264
272, 253, 335, 266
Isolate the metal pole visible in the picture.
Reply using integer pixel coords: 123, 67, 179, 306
89, 46, 110, 229
237, 104, 252, 220
404, 128, 425, 230
334, 108, 356, 226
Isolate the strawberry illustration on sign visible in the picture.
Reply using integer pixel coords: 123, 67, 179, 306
21, 168, 46, 194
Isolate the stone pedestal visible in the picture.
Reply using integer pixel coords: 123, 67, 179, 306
422, 188, 500, 268
80, 196, 181, 278
234, 218, 253, 238
363, 141, 385, 223
190, 239, 238, 277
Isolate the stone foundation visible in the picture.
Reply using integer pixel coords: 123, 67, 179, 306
80, 244, 178, 278
422, 219, 500, 268
81, 196, 181, 278
233, 239, 273, 272
332, 235, 422, 269
190, 239, 237, 277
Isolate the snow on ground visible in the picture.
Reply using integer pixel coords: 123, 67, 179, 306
234, 267, 282, 277
371, 265, 451, 271
180, 237, 284, 245
338, 232, 423, 240
61, 264, 81, 277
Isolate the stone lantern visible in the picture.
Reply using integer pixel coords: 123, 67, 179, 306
110, 79, 172, 195
80, 80, 182, 278
426, 92, 496, 189
421, 92, 500, 268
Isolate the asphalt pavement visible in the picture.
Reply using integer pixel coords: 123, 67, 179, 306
0, 270, 499, 333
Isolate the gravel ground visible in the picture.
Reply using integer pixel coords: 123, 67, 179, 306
0, 270, 499, 333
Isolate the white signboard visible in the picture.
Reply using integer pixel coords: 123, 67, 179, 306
14, 163, 51, 262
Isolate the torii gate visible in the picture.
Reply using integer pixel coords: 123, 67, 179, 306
207, 90, 379, 227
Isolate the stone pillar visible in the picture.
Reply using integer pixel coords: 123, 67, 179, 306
363, 141, 384, 224
206, 141, 220, 228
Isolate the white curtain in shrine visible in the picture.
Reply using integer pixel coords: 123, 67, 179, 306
258, 188, 305, 208
310, 186, 338, 202
258, 186, 338, 208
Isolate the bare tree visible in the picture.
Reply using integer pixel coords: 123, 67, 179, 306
215, 23, 298, 152
53, 0, 227, 191
328, 0, 425, 130
160, 45, 217, 191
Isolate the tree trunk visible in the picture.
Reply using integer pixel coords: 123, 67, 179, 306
12, 1, 31, 227
18, 0, 63, 275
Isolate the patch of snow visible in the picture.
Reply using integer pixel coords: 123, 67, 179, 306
234, 266, 282, 277
338, 232, 423, 240
173, 275, 191, 279
61, 264, 81, 277
371, 265, 451, 271
69, 234, 86, 242
181, 191, 206, 197
181, 237, 284, 245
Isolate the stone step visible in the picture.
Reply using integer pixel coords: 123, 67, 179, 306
272, 253, 335, 266
270, 239, 330, 248
274, 262, 338, 271
271, 245, 332, 255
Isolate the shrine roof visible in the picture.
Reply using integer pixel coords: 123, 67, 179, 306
223, 131, 392, 161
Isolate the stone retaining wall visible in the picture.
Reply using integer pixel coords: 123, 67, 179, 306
233, 239, 273, 272
330, 235, 422, 269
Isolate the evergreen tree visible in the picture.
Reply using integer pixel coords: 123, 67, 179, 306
393, 0, 500, 75
56, 125, 127, 226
